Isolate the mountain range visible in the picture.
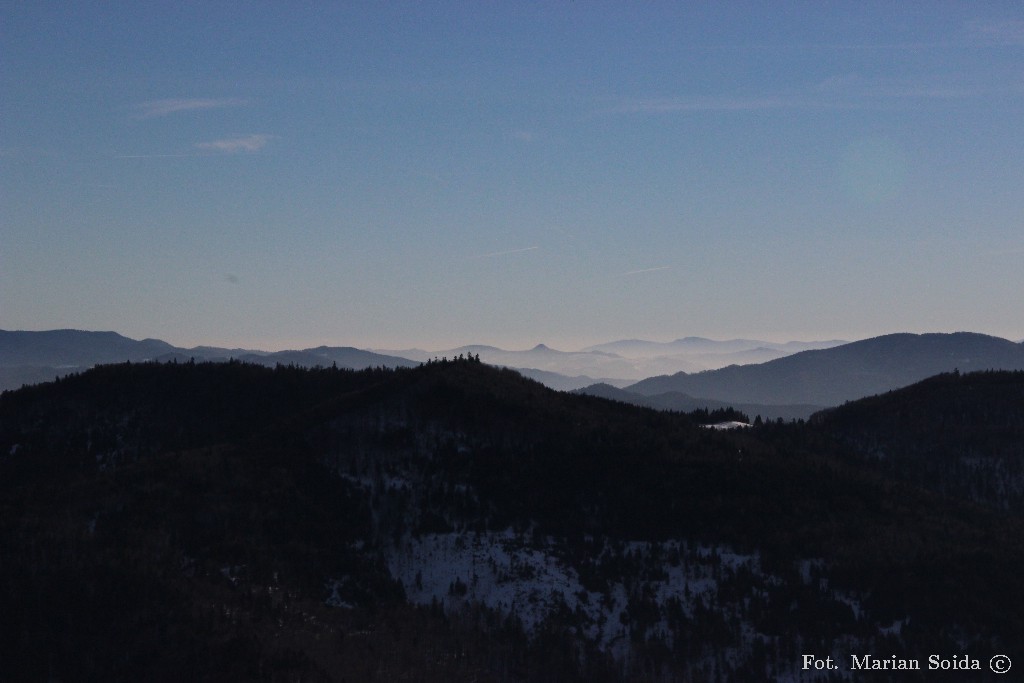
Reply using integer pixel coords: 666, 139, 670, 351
6, 330, 1024, 421
2, 329, 842, 394
377, 337, 847, 382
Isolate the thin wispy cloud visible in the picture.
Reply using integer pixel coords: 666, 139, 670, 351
195, 134, 271, 153
967, 19, 1024, 46
679, 41, 960, 52
471, 246, 540, 259
620, 266, 671, 276
614, 71, 1015, 117
816, 74, 992, 100
713, 21, 1022, 52
612, 96, 798, 114
134, 98, 247, 119
115, 153, 211, 159
397, 167, 450, 185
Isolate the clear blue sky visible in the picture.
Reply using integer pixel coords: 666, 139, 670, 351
3, 2, 1023, 350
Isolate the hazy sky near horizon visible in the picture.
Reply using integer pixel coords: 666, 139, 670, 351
2, 3, 1023, 351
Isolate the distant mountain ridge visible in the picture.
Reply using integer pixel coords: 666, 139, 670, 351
626, 332, 1024, 407
375, 336, 847, 381
0, 329, 178, 366
0, 330, 418, 392
0, 329, 848, 394
9, 330, 1020, 410
582, 336, 844, 357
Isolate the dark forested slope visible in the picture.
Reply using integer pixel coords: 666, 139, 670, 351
814, 370, 1024, 512
1, 360, 1021, 681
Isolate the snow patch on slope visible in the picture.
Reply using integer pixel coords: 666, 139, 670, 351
385, 530, 762, 656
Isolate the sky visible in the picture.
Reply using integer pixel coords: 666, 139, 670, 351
2, 2, 1023, 351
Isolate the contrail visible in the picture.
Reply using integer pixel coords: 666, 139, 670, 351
621, 265, 671, 276
472, 246, 540, 259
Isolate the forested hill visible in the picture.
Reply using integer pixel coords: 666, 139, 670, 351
1, 360, 1022, 681
813, 370, 1024, 511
